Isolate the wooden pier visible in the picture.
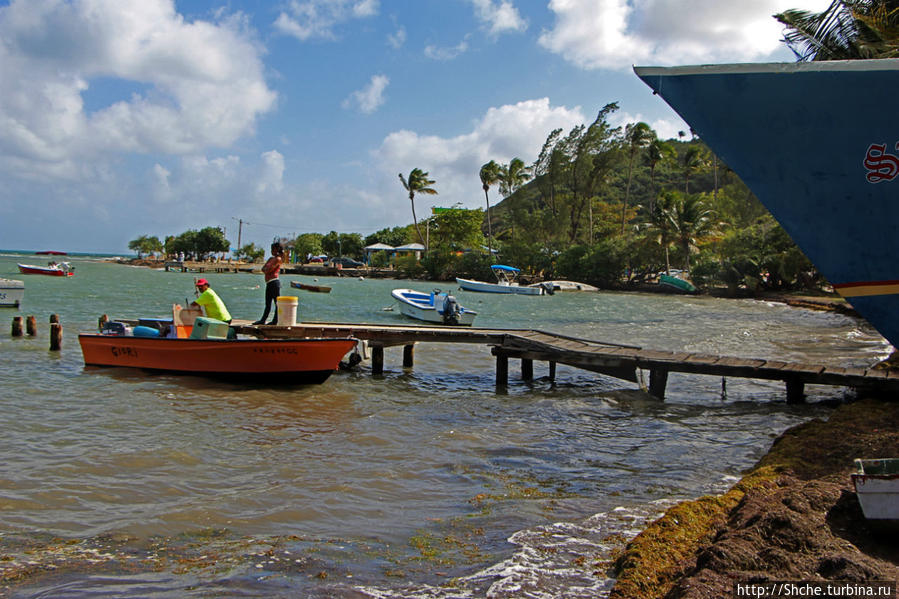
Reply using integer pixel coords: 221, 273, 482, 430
232, 321, 899, 403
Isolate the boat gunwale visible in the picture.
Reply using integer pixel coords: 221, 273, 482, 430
634, 57, 899, 77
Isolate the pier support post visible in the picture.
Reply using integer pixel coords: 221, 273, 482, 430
50, 322, 62, 351
521, 358, 533, 381
496, 354, 509, 387
26, 315, 36, 336
11, 316, 23, 337
786, 377, 805, 404
50, 313, 59, 324
403, 344, 415, 369
548, 361, 556, 382
649, 369, 668, 400
371, 345, 384, 376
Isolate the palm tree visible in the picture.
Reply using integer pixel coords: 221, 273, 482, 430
681, 145, 706, 194
622, 122, 654, 233
479, 160, 501, 258
646, 138, 676, 216
776, 0, 899, 61
497, 158, 531, 240
668, 193, 716, 271
398, 168, 438, 247
497, 158, 531, 197
648, 190, 679, 274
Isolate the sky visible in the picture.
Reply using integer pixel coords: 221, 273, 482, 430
0, 0, 831, 254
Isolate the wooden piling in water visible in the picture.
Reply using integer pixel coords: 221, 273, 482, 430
26, 315, 36, 336
649, 369, 669, 399
521, 358, 533, 381
496, 353, 508, 387
50, 313, 59, 324
11, 316, 23, 337
548, 361, 556, 382
371, 345, 384, 375
403, 344, 414, 368
50, 322, 62, 351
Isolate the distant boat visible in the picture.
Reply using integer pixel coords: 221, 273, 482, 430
456, 265, 547, 295
391, 288, 477, 326
0, 278, 24, 307
291, 280, 332, 293
658, 273, 696, 294
529, 280, 598, 292
35, 251, 67, 256
17, 262, 74, 277
635, 59, 899, 348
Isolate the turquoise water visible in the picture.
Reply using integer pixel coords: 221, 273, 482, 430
0, 252, 890, 598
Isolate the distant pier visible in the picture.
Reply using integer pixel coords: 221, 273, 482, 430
233, 321, 899, 403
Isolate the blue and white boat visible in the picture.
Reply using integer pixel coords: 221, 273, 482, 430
635, 59, 899, 349
456, 265, 548, 295
391, 288, 478, 326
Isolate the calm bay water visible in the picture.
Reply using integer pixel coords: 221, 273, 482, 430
0, 252, 891, 598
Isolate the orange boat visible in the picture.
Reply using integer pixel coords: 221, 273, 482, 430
78, 334, 357, 384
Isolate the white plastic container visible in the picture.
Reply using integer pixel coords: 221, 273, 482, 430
277, 296, 298, 326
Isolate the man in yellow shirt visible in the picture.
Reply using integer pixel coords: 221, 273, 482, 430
191, 278, 232, 323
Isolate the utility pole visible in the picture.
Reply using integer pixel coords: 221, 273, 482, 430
236, 219, 243, 250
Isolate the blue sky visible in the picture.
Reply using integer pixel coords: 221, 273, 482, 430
0, 0, 829, 254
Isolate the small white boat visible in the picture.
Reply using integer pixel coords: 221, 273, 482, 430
530, 280, 599, 292
391, 288, 477, 326
0, 278, 24, 307
456, 265, 546, 295
852, 458, 899, 520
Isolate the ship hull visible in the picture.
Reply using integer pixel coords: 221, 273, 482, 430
635, 59, 899, 348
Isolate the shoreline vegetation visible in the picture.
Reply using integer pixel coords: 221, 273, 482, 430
607, 398, 899, 598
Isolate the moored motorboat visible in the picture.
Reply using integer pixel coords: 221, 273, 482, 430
456, 265, 546, 295
391, 288, 477, 326
658, 273, 696, 294
18, 262, 74, 277
290, 280, 332, 293
635, 59, 899, 348
0, 278, 24, 307
528, 280, 598, 292
79, 320, 357, 384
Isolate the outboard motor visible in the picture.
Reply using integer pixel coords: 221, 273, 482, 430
442, 294, 461, 325
541, 281, 555, 295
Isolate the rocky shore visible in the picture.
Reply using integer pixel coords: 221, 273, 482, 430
607, 397, 899, 598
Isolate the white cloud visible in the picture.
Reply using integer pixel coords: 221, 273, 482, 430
257, 150, 285, 194
387, 25, 406, 49
375, 98, 585, 210
424, 37, 470, 61
274, 0, 379, 41
0, 0, 276, 180
469, 0, 527, 35
342, 74, 389, 114
538, 0, 834, 70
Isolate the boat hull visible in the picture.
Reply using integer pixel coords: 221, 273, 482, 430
659, 274, 696, 294
290, 280, 331, 293
0, 279, 24, 307
17, 264, 73, 277
635, 59, 899, 348
78, 334, 357, 383
852, 458, 899, 520
391, 289, 477, 325
456, 277, 543, 295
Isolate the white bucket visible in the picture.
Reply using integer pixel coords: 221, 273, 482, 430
277, 296, 298, 326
